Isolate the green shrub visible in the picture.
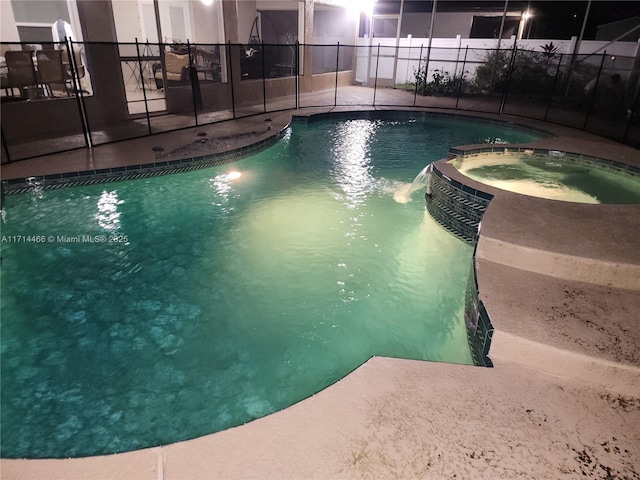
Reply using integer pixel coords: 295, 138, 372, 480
413, 67, 469, 96
473, 48, 512, 94
473, 47, 555, 97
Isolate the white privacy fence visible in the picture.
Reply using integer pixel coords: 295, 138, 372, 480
357, 36, 640, 86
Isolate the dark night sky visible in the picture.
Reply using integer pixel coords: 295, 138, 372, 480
526, 1, 640, 39
385, 1, 640, 39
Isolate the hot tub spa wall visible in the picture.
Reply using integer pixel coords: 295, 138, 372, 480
425, 163, 493, 244
464, 255, 494, 368
425, 160, 495, 367
427, 147, 640, 367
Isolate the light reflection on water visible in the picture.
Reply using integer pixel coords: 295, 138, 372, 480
95, 191, 124, 230
331, 120, 377, 210
208, 171, 244, 212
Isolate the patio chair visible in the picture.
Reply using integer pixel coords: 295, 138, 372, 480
153, 50, 191, 89
192, 47, 221, 82
36, 49, 67, 96
4, 51, 38, 97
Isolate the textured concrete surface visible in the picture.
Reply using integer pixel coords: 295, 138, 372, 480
2, 357, 639, 480
478, 261, 640, 368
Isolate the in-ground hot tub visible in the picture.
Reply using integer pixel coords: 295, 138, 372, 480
448, 149, 640, 204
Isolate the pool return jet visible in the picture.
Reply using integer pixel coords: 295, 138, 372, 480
395, 164, 433, 203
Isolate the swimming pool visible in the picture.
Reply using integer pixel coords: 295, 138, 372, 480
0, 117, 540, 458
450, 152, 640, 204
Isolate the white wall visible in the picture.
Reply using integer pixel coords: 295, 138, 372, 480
312, 6, 356, 73
400, 12, 429, 38
1, 0, 84, 45
190, 0, 224, 44
312, 7, 355, 43
111, 1, 144, 43
111, 0, 223, 45
156, 0, 192, 42
432, 12, 473, 38
399, 10, 524, 39
237, 0, 257, 44
1, 1, 20, 45
256, 0, 300, 11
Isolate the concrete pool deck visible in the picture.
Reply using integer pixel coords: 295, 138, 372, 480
2, 98, 639, 479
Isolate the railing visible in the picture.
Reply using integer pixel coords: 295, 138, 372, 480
2, 40, 638, 164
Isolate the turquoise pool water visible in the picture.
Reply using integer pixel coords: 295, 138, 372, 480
0, 118, 540, 458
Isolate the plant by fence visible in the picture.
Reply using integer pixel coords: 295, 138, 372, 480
414, 67, 469, 96
415, 46, 559, 98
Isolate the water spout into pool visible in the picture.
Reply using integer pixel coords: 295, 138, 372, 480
394, 164, 433, 204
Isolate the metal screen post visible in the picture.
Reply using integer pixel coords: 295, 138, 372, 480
334, 42, 340, 107
187, 40, 202, 123
373, 43, 380, 106
413, 44, 423, 106
424, 0, 437, 95
623, 86, 639, 145
544, 53, 563, 121
1, 127, 11, 164
262, 41, 267, 112
455, 46, 468, 109
453, 39, 462, 82
584, 51, 607, 131
422, 46, 431, 95
295, 41, 300, 109
227, 41, 236, 119
489, 44, 502, 94
499, 44, 518, 115
66, 38, 92, 148
136, 38, 152, 135
565, 0, 592, 98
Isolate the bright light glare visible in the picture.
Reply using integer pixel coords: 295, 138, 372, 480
95, 190, 123, 230
209, 171, 242, 209
201, 0, 214, 6
331, 120, 376, 210
522, 10, 532, 20
345, 0, 377, 19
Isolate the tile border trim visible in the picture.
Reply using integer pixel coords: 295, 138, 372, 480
2, 128, 289, 195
